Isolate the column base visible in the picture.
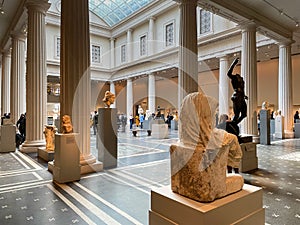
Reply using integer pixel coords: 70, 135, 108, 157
284, 130, 294, 139
48, 160, 103, 175
20, 140, 46, 153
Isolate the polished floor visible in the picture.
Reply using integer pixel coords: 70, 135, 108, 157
0, 129, 299, 225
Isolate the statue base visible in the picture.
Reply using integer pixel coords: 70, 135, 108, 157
239, 142, 258, 172
149, 185, 264, 225
0, 125, 16, 152
38, 147, 54, 161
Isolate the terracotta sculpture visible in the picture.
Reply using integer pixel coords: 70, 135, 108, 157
102, 91, 115, 108
61, 115, 73, 134
227, 58, 247, 125
170, 92, 243, 202
44, 125, 57, 151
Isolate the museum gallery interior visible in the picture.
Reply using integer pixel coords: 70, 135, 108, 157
0, 0, 300, 224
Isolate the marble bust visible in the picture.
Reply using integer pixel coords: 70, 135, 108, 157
44, 125, 57, 151
170, 92, 244, 202
102, 91, 115, 108
262, 101, 269, 110
61, 115, 73, 134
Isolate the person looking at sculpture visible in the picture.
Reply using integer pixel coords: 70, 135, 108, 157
227, 58, 248, 124
294, 110, 299, 123
92, 111, 98, 135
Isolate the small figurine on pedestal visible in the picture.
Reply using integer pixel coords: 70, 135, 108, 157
44, 125, 57, 151
61, 115, 73, 134
102, 91, 115, 108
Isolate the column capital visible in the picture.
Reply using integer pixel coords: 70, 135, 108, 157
148, 16, 156, 21
10, 31, 27, 42
109, 37, 115, 41
1, 48, 11, 56
25, 0, 51, 14
216, 54, 228, 60
277, 38, 294, 47
239, 21, 257, 31
127, 28, 133, 33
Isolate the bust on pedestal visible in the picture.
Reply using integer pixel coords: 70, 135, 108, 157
274, 110, 284, 139
260, 101, 271, 145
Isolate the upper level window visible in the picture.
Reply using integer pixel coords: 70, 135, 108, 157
91, 45, 101, 63
140, 35, 147, 56
165, 22, 174, 47
55, 37, 60, 58
199, 9, 211, 34
121, 45, 126, 63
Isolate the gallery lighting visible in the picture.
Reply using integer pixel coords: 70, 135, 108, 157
0, 0, 4, 15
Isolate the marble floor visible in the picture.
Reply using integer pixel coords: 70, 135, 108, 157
0, 129, 299, 225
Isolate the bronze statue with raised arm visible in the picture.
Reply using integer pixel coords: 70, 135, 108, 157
227, 58, 248, 124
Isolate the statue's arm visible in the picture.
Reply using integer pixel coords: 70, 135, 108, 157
227, 58, 239, 79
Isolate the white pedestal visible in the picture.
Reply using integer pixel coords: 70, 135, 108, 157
0, 125, 16, 152
171, 120, 178, 130
274, 115, 284, 138
149, 185, 264, 225
152, 124, 168, 139
240, 142, 258, 172
38, 147, 54, 161
52, 133, 81, 183
295, 123, 300, 138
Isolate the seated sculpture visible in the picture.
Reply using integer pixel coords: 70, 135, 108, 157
170, 92, 244, 202
61, 115, 73, 134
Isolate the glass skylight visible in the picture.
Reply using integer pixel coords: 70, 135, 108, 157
89, 0, 155, 27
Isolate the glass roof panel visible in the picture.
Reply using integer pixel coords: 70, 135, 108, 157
89, 0, 155, 26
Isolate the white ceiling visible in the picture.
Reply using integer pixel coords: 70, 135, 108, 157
0, 0, 300, 59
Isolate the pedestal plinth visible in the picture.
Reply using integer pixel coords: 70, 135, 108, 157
97, 108, 118, 169
295, 123, 300, 138
240, 142, 258, 172
149, 185, 264, 225
0, 125, 16, 152
53, 133, 81, 183
260, 109, 270, 145
274, 115, 284, 138
38, 147, 54, 161
152, 124, 168, 139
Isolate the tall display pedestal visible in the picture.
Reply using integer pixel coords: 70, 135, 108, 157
240, 142, 258, 172
274, 115, 284, 139
149, 185, 264, 225
97, 108, 117, 169
294, 123, 300, 138
53, 133, 81, 183
171, 120, 178, 130
0, 125, 16, 152
260, 109, 270, 145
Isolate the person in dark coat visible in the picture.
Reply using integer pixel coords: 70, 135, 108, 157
16, 113, 26, 138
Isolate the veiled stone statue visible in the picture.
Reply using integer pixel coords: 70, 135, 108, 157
44, 125, 57, 151
102, 91, 115, 108
170, 92, 244, 202
61, 115, 73, 134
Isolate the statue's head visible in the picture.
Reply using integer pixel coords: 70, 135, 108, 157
103, 91, 115, 107
262, 101, 269, 110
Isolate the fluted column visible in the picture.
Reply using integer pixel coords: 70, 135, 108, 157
1, 50, 11, 115
278, 41, 294, 138
60, 0, 101, 171
148, 73, 156, 114
126, 78, 133, 120
178, 0, 198, 108
10, 32, 26, 123
21, 0, 50, 152
110, 81, 116, 108
148, 17, 155, 56
218, 55, 231, 116
240, 23, 258, 135
127, 29, 133, 62
110, 38, 115, 68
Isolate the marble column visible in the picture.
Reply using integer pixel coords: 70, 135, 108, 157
110, 38, 115, 68
59, 0, 101, 173
240, 23, 258, 136
10, 32, 26, 123
278, 41, 294, 138
148, 17, 155, 56
218, 55, 230, 116
110, 81, 116, 108
1, 50, 11, 115
127, 29, 133, 62
126, 78, 133, 120
178, 0, 198, 108
0, 60, 2, 116
148, 73, 156, 114
21, 0, 50, 152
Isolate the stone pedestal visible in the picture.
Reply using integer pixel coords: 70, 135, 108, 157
171, 120, 178, 130
274, 115, 284, 138
53, 133, 81, 183
240, 142, 258, 172
152, 124, 168, 139
38, 147, 54, 161
260, 109, 270, 145
270, 119, 275, 136
0, 125, 16, 152
294, 123, 300, 138
97, 108, 118, 169
149, 185, 264, 225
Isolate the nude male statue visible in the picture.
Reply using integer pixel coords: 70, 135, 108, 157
227, 58, 248, 124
